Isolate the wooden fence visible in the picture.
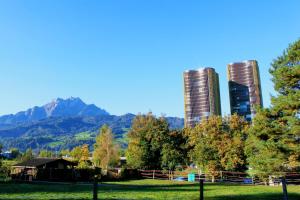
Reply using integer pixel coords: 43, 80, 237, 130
138, 170, 300, 185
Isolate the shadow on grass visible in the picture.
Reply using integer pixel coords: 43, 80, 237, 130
204, 193, 300, 200
0, 181, 201, 194
0, 181, 299, 200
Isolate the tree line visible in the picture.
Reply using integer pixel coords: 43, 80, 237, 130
1, 39, 299, 179
125, 39, 300, 179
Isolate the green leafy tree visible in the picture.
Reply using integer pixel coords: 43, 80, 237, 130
21, 148, 34, 162
246, 39, 300, 177
0, 160, 13, 180
10, 148, 21, 159
126, 113, 169, 169
161, 130, 188, 170
220, 114, 249, 171
0, 143, 2, 168
70, 146, 82, 162
93, 125, 119, 170
39, 150, 54, 158
59, 149, 70, 158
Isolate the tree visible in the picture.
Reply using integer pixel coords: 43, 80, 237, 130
39, 150, 54, 158
0, 143, 2, 168
126, 113, 169, 169
21, 148, 34, 162
187, 115, 249, 181
187, 116, 224, 181
220, 114, 249, 171
59, 149, 70, 158
70, 146, 82, 162
78, 144, 91, 168
246, 39, 300, 177
161, 130, 188, 170
10, 148, 21, 159
93, 125, 119, 170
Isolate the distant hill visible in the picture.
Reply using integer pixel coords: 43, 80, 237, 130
0, 97, 184, 152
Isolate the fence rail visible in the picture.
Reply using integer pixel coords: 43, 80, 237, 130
138, 170, 300, 185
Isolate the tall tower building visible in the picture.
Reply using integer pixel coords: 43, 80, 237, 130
227, 60, 263, 121
184, 67, 221, 127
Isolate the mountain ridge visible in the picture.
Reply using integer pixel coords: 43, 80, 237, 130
0, 98, 184, 151
0, 97, 109, 126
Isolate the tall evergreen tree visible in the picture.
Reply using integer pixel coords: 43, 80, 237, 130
246, 39, 300, 177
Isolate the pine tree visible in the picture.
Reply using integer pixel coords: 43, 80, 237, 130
246, 39, 300, 177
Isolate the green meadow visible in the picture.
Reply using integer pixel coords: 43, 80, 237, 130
0, 179, 299, 200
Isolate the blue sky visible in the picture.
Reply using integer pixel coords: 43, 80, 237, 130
0, 0, 299, 117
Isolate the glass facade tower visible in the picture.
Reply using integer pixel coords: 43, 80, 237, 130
184, 67, 221, 127
227, 60, 263, 121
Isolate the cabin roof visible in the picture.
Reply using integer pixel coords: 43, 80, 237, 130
12, 158, 75, 168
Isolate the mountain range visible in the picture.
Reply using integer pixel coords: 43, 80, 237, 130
0, 97, 184, 152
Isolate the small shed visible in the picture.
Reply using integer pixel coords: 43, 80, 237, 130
11, 158, 76, 181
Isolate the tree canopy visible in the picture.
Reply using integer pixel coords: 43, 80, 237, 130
126, 113, 187, 170
187, 114, 249, 180
93, 125, 119, 170
246, 39, 300, 177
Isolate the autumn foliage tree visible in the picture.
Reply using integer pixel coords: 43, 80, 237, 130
69, 144, 91, 168
70, 146, 82, 161
93, 125, 119, 170
78, 144, 90, 168
187, 115, 249, 181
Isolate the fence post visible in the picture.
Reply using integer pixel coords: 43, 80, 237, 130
93, 167, 101, 200
281, 177, 288, 200
199, 175, 204, 200
220, 171, 223, 182
153, 170, 155, 180
93, 176, 98, 200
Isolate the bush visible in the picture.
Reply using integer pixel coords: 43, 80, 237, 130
0, 160, 12, 181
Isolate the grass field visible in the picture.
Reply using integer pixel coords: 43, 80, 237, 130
0, 179, 299, 200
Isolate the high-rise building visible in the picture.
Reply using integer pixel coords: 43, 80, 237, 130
184, 67, 221, 127
227, 60, 263, 121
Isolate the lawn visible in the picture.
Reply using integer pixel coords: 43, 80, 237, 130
0, 179, 299, 200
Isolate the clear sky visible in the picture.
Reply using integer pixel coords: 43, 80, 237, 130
0, 0, 299, 117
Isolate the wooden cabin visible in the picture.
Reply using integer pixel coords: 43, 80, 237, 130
11, 158, 76, 181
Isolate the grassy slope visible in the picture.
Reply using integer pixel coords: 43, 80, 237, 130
0, 179, 299, 200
